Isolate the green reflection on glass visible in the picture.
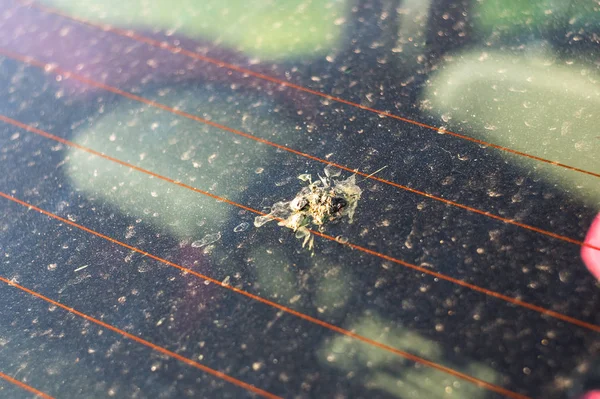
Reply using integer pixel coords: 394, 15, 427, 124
42, 0, 351, 60
318, 313, 499, 398
422, 50, 600, 206
66, 86, 296, 238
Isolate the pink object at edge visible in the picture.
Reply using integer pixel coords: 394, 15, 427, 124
580, 390, 600, 399
582, 214, 600, 280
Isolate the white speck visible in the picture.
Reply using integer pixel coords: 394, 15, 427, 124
44, 63, 58, 72
252, 362, 263, 371
181, 150, 192, 161
74, 265, 89, 272
202, 244, 216, 255
233, 222, 250, 233
191, 232, 221, 248
575, 141, 590, 151
335, 236, 348, 244
125, 226, 135, 239
47, 263, 57, 271
109, 133, 116, 141
559, 270, 571, 283
150, 191, 158, 197
221, 276, 230, 286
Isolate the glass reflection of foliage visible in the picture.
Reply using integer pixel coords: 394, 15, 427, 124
41, 0, 352, 60
422, 50, 600, 206
419, 0, 600, 206
317, 314, 500, 398
474, 0, 599, 40
67, 85, 297, 239
249, 245, 353, 321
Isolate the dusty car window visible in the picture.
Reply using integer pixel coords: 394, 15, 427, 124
0, 1, 598, 398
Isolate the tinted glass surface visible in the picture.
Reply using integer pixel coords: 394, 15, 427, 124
0, 1, 599, 398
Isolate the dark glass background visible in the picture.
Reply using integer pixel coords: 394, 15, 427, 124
0, 0, 598, 398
